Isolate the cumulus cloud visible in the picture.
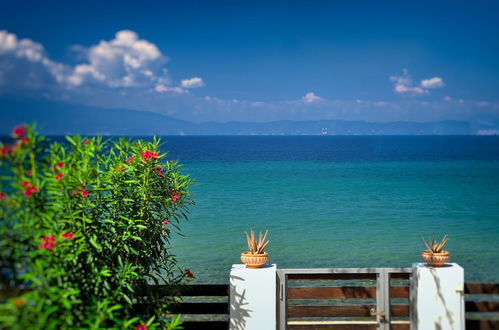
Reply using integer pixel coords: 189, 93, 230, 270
0, 29, 204, 95
420, 77, 444, 88
66, 30, 169, 89
0, 30, 67, 89
390, 69, 444, 96
301, 92, 322, 103
181, 77, 204, 88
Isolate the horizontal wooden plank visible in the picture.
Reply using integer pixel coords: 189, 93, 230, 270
288, 286, 376, 299
288, 273, 377, 281
390, 286, 409, 298
465, 319, 499, 330
390, 273, 411, 280
465, 301, 499, 312
140, 284, 229, 297
465, 282, 499, 294
177, 284, 229, 296
170, 302, 228, 314
390, 324, 410, 330
287, 325, 376, 330
182, 321, 228, 330
391, 304, 410, 317
288, 305, 375, 317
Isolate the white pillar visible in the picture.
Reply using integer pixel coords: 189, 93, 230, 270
410, 263, 465, 330
230, 264, 276, 330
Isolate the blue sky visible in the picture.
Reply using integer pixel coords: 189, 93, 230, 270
1, 0, 498, 122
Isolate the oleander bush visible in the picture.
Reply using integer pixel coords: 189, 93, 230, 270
0, 124, 194, 329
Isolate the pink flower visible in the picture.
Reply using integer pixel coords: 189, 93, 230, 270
136, 325, 148, 330
0, 145, 9, 157
61, 232, 74, 240
24, 186, 39, 197
126, 157, 135, 164
0, 192, 6, 200
38, 235, 56, 251
12, 125, 26, 138
162, 219, 169, 226
22, 181, 39, 197
83, 139, 90, 145
167, 190, 180, 201
184, 269, 195, 278
57, 162, 64, 168
19, 137, 29, 144
72, 188, 89, 197
156, 167, 164, 177
140, 150, 158, 162
55, 172, 64, 181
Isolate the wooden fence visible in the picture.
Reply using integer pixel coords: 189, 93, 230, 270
146, 280, 499, 330
278, 268, 411, 330
464, 282, 499, 330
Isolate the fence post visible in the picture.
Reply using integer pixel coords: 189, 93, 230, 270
410, 263, 464, 330
229, 264, 277, 330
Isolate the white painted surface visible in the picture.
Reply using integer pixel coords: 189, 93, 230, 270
410, 263, 465, 330
230, 264, 276, 330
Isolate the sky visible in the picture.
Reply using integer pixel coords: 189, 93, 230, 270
1, 0, 499, 123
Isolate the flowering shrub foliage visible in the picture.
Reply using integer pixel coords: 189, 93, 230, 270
0, 125, 193, 329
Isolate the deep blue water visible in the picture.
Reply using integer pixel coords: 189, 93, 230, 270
162, 136, 499, 162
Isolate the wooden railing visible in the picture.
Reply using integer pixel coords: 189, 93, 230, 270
464, 282, 499, 330
282, 270, 411, 330
143, 281, 499, 330
144, 284, 229, 330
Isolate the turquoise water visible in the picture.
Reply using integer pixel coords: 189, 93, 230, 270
4, 135, 498, 283
171, 157, 499, 283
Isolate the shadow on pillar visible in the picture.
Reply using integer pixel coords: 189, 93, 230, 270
229, 274, 253, 330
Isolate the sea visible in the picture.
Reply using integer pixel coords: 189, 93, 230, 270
3, 135, 499, 283
160, 136, 499, 283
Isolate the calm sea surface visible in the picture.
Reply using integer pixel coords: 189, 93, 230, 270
159, 136, 499, 283
3, 135, 499, 283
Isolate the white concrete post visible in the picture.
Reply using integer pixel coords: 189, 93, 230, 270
229, 264, 276, 330
410, 263, 465, 330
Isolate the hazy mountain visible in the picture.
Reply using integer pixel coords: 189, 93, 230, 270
0, 98, 193, 135
0, 98, 497, 135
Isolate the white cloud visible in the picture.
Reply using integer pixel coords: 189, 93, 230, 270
0, 30, 68, 89
390, 69, 444, 96
394, 84, 428, 95
155, 84, 186, 94
301, 92, 322, 103
67, 30, 168, 89
0, 29, 202, 95
443, 96, 452, 101
420, 77, 444, 88
181, 77, 204, 88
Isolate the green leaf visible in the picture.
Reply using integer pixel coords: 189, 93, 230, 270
89, 236, 102, 251
65, 136, 76, 146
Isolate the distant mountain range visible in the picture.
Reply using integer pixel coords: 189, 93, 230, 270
1, 98, 499, 136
